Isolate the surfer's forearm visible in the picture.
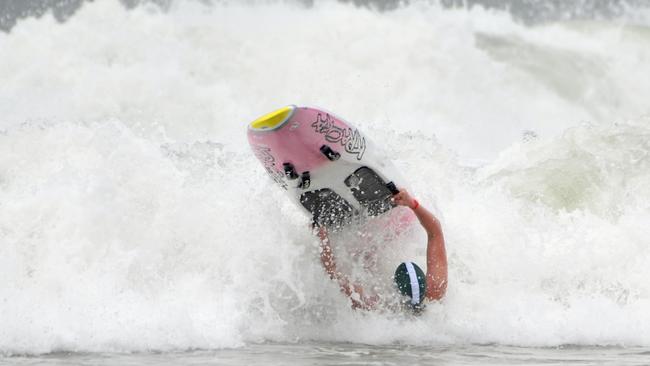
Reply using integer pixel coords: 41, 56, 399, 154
412, 204, 442, 241
318, 228, 349, 287
318, 227, 338, 280
394, 189, 442, 240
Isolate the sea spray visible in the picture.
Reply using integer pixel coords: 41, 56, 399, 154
1, 0, 649, 354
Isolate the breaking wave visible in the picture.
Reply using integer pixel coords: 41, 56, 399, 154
1, 0, 649, 354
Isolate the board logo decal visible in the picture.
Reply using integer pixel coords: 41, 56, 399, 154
311, 113, 366, 160
252, 144, 288, 190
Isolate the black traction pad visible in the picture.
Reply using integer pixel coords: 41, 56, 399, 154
300, 188, 355, 229
344, 167, 394, 217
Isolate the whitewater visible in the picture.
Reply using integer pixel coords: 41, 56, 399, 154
1, 0, 650, 362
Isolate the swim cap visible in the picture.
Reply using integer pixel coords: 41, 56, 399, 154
394, 262, 426, 306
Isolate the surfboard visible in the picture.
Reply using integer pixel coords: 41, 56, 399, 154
247, 105, 410, 230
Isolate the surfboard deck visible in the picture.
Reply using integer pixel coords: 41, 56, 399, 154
247, 105, 411, 231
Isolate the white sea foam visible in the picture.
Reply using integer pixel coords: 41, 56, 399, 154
0, 0, 649, 354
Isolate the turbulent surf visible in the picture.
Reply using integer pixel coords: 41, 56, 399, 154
1, 0, 649, 355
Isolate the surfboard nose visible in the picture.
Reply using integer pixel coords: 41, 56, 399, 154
249, 105, 295, 131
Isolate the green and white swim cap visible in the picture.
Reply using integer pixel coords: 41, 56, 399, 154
394, 261, 426, 306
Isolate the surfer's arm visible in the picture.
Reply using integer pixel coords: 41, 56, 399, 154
316, 226, 377, 310
393, 190, 448, 301
317, 227, 340, 280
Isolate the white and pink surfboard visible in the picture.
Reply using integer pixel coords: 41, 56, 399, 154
247, 105, 412, 231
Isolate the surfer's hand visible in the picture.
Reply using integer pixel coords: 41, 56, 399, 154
392, 189, 416, 208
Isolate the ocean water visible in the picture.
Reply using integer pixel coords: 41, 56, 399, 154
1, 0, 650, 364
6, 343, 650, 365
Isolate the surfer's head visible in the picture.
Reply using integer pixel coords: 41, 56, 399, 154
394, 261, 426, 313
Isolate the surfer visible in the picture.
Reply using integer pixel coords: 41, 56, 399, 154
317, 188, 447, 311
